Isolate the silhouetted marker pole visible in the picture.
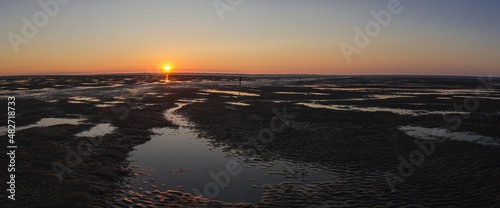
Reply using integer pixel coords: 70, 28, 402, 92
239, 76, 242, 97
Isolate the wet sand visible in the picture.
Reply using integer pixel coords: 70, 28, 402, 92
0, 75, 499, 207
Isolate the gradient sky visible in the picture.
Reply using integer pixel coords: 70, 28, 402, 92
1, 0, 499, 76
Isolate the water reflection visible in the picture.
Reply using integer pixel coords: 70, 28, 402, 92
76, 123, 115, 138
227, 102, 251, 106
399, 126, 499, 146
201, 89, 260, 97
274, 92, 329, 96
297, 102, 468, 116
161, 74, 170, 83
122, 102, 333, 203
0, 118, 84, 135
69, 96, 100, 102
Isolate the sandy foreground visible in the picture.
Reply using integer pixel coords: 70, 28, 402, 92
1, 75, 499, 207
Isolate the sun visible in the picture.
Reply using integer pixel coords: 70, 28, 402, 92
163, 66, 171, 71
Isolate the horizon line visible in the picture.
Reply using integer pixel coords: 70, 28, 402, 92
1, 72, 497, 79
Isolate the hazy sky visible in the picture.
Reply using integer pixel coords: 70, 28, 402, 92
1, 0, 499, 76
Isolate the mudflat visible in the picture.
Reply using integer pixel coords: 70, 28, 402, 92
1, 75, 499, 207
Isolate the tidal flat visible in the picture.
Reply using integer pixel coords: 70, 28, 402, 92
0, 75, 499, 207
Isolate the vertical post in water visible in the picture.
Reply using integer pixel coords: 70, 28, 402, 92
239, 76, 242, 96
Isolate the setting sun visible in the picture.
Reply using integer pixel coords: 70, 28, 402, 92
163, 66, 171, 71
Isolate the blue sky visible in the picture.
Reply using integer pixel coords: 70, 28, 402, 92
1, 0, 499, 76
